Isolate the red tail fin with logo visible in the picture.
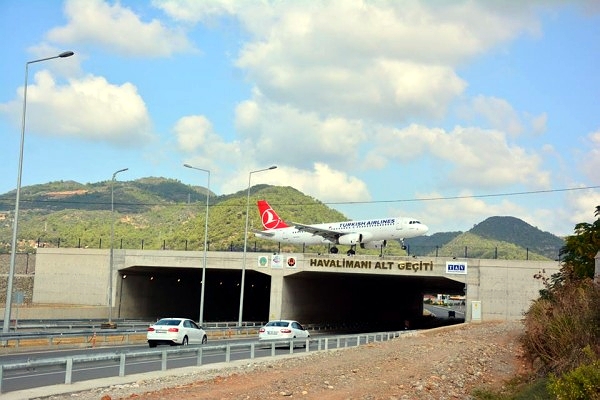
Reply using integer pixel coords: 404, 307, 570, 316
257, 200, 290, 230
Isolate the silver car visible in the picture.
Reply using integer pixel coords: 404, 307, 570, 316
147, 318, 207, 348
258, 320, 310, 343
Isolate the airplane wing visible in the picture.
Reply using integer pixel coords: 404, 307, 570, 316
292, 222, 341, 242
252, 228, 275, 237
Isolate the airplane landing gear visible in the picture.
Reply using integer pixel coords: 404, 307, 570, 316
347, 247, 356, 256
330, 246, 339, 254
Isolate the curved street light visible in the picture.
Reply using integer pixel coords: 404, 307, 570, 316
238, 166, 277, 326
183, 164, 210, 325
3, 51, 75, 334
107, 168, 128, 327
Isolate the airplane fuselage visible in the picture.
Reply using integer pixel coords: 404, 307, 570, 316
256, 217, 427, 246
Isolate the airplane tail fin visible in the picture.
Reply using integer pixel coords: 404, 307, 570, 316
257, 200, 290, 230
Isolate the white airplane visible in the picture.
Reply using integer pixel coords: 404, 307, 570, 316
254, 200, 429, 255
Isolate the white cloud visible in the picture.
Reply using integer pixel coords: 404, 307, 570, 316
153, 0, 237, 23
234, 98, 367, 169
220, 163, 371, 204
471, 96, 523, 136
0, 71, 155, 146
370, 124, 550, 189
175, 115, 212, 153
156, 1, 544, 123
571, 191, 600, 224
580, 130, 600, 184
530, 112, 547, 135
238, 1, 544, 121
174, 115, 242, 172
47, 0, 194, 57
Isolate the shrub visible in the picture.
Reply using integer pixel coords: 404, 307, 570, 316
547, 348, 600, 400
521, 279, 600, 375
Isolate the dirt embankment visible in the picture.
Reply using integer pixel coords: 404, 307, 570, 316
42, 321, 527, 400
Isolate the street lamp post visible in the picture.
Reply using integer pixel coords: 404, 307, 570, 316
238, 166, 277, 326
2, 51, 75, 334
108, 168, 128, 327
183, 164, 210, 325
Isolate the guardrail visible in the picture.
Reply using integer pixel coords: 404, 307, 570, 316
0, 320, 344, 351
1, 319, 266, 332
0, 330, 411, 394
0, 325, 262, 350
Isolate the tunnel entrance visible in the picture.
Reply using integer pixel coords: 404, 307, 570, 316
117, 265, 464, 330
117, 266, 271, 323
281, 271, 465, 331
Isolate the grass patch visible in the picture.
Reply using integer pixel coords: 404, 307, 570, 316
472, 376, 552, 400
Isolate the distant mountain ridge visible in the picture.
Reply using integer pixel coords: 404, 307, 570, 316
0, 178, 565, 258
471, 216, 564, 256
405, 216, 564, 260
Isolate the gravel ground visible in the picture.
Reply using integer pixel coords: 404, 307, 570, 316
39, 320, 527, 400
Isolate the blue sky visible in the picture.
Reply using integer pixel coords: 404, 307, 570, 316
1, 0, 599, 237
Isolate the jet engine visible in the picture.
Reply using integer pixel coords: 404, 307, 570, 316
360, 240, 387, 250
338, 232, 373, 245
337, 233, 362, 245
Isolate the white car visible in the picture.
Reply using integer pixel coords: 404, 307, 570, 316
258, 320, 310, 343
147, 318, 207, 348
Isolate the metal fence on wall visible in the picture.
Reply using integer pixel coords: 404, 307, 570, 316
0, 237, 563, 261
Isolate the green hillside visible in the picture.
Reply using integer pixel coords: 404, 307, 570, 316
424, 232, 553, 260
0, 177, 205, 213
0, 178, 564, 259
470, 216, 564, 259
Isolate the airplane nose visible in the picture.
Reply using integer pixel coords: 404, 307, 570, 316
421, 224, 429, 234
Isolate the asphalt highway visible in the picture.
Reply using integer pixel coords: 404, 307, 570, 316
0, 334, 375, 398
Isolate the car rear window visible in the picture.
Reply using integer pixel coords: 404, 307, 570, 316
266, 321, 289, 327
155, 319, 181, 326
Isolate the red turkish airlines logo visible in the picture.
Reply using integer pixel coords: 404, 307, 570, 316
261, 207, 280, 229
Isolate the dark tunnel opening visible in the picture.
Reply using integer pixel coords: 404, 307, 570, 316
118, 267, 271, 323
117, 266, 465, 331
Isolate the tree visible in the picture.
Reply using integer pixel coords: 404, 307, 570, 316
559, 205, 600, 282
537, 206, 599, 300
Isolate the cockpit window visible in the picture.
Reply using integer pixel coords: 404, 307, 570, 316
409, 220, 421, 224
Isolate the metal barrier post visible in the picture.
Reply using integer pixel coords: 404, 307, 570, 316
197, 347, 203, 366
250, 343, 255, 359
161, 351, 168, 371
226, 345, 231, 362
119, 353, 126, 377
65, 358, 73, 384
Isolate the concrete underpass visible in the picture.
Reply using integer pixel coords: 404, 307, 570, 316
116, 265, 465, 330
27, 249, 560, 324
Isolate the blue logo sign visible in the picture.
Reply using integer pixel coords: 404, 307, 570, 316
445, 261, 467, 274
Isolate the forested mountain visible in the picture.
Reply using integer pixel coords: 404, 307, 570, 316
0, 177, 210, 213
0, 178, 564, 259
470, 216, 564, 258
405, 217, 564, 260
